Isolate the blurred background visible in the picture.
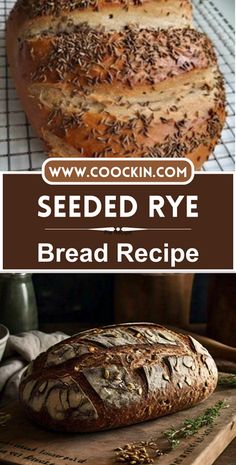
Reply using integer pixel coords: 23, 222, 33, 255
0, 273, 234, 347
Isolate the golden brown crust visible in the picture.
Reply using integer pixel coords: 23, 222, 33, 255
14, 0, 193, 20
25, 27, 218, 85
7, 0, 225, 168
10, 0, 193, 41
19, 323, 218, 433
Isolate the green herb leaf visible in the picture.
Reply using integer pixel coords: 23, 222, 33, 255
163, 400, 228, 450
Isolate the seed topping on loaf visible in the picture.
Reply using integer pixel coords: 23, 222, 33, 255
17, 0, 190, 18
19, 0, 143, 17
7, 0, 225, 166
20, 24, 224, 160
29, 26, 217, 84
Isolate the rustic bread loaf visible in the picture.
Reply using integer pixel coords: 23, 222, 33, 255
6, 0, 225, 169
19, 323, 218, 432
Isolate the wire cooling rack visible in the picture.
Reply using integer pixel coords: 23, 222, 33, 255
0, 0, 235, 171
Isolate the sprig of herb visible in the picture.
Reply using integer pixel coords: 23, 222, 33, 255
218, 375, 236, 388
163, 400, 228, 449
114, 400, 228, 464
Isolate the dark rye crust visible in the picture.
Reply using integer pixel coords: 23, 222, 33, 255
19, 323, 218, 433
7, 0, 225, 168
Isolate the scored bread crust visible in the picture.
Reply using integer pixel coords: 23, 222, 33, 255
7, 0, 225, 169
19, 323, 218, 433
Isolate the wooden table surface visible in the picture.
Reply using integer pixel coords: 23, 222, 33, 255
214, 439, 236, 465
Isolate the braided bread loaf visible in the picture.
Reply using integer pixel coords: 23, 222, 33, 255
7, 0, 225, 168
19, 323, 218, 432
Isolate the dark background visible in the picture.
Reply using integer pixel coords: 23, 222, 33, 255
33, 274, 115, 327
33, 274, 208, 326
32, 273, 236, 349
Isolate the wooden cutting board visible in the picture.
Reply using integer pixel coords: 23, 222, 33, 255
0, 387, 235, 465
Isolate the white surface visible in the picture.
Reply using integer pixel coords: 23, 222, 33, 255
212, 0, 235, 27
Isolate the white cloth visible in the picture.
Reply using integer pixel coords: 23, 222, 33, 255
0, 330, 69, 404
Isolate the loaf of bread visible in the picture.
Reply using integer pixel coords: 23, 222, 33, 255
19, 323, 218, 432
6, 0, 225, 169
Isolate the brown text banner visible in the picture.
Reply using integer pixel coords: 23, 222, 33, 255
3, 173, 233, 271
